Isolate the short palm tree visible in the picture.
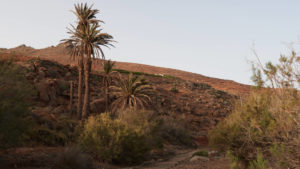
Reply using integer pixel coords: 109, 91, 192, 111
62, 3, 114, 119
62, 3, 100, 119
110, 73, 153, 113
102, 59, 116, 113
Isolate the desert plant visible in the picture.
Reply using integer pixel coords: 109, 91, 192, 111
157, 115, 192, 146
80, 113, 149, 164
170, 81, 179, 93
0, 60, 35, 148
110, 73, 153, 114
193, 150, 209, 157
209, 50, 300, 168
249, 150, 268, 169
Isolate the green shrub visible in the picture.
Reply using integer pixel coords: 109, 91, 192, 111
193, 83, 211, 90
193, 150, 208, 157
80, 113, 149, 164
209, 91, 275, 167
31, 127, 67, 146
120, 110, 163, 149
53, 146, 93, 169
249, 150, 268, 169
157, 116, 192, 146
0, 60, 35, 148
170, 82, 179, 93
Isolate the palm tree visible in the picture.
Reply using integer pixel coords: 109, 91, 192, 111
62, 3, 100, 119
110, 73, 153, 113
62, 3, 114, 119
102, 60, 116, 113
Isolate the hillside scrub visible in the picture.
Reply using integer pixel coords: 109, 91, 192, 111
209, 51, 300, 168
0, 59, 36, 148
79, 113, 149, 164
79, 109, 193, 165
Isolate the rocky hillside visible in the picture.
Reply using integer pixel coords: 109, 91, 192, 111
2, 44, 250, 95
0, 48, 238, 145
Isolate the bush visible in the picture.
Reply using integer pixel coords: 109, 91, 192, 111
120, 110, 163, 149
170, 82, 179, 93
0, 60, 35, 148
80, 113, 149, 164
157, 115, 192, 146
53, 146, 93, 169
209, 51, 300, 168
193, 150, 208, 157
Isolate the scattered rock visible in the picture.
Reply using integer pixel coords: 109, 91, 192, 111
190, 156, 209, 162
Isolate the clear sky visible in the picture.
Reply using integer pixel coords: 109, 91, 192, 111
1, 0, 300, 84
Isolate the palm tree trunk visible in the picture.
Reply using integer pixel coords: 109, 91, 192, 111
69, 81, 74, 115
82, 57, 91, 119
105, 81, 109, 113
77, 57, 83, 119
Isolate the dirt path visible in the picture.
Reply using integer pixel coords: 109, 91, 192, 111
0, 147, 230, 169
125, 148, 230, 169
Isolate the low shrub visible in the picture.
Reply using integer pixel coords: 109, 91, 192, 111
157, 115, 192, 146
193, 150, 208, 157
170, 82, 179, 93
80, 113, 149, 164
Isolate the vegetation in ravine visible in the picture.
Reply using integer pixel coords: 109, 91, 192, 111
209, 50, 300, 169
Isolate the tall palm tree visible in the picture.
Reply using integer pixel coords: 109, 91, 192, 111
80, 23, 114, 119
62, 3, 114, 119
62, 3, 100, 119
102, 60, 116, 113
110, 73, 153, 113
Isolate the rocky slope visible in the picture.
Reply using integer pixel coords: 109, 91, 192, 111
3, 44, 250, 95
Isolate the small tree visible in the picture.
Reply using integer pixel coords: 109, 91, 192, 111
110, 74, 153, 114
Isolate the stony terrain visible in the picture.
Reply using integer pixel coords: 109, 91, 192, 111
3, 44, 250, 96
0, 44, 248, 168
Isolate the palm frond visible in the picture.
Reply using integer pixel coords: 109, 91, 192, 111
110, 74, 153, 113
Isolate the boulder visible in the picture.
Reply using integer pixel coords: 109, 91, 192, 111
36, 79, 60, 105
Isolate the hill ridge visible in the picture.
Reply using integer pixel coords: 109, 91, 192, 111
2, 44, 250, 95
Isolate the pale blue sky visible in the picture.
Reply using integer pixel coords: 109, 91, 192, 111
1, 0, 300, 84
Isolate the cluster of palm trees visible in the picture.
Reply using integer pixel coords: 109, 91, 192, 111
62, 3, 114, 119
63, 3, 152, 119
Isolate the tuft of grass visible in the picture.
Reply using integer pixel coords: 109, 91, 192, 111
193, 150, 208, 157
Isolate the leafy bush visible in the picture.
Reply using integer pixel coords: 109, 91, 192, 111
193, 150, 208, 157
80, 113, 149, 164
193, 83, 211, 90
249, 150, 268, 169
0, 60, 35, 148
209, 51, 300, 168
53, 146, 93, 169
170, 82, 179, 93
157, 115, 192, 146
120, 110, 163, 149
